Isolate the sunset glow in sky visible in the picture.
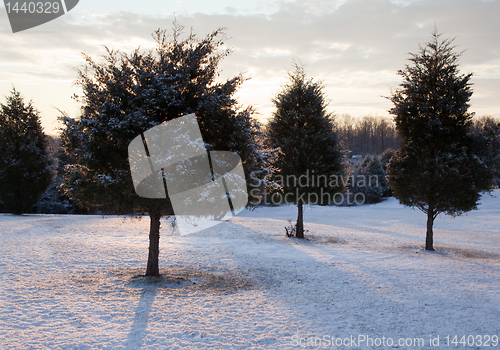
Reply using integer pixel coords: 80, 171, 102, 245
1, 0, 499, 134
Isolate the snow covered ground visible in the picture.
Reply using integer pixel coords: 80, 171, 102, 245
1, 191, 499, 349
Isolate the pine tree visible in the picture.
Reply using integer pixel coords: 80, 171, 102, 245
268, 63, 344, 238
387, 30, 493, 251
0, 88, 54, 215
60, 24, 262, 276
469, 116, 500, 186
351, 155, 389, 204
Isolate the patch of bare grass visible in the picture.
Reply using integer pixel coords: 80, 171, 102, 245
305, 235, 347, 244
434, 246, 499, 260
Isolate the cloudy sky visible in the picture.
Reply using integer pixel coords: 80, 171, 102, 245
0, 0, 499, 134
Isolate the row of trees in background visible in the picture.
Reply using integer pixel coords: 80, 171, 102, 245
1, 25, 500, 274
335, 114, 400, 156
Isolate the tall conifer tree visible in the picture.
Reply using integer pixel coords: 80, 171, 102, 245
387, 30, 492, 250
268, 64, 344, 239
60, 24, 261, 276
0, 88, 54, 215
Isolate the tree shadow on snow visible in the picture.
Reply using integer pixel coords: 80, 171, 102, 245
124, 274, 194, 348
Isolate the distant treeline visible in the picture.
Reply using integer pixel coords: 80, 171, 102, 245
335, 115, 500, 158
335, 114, 401, 156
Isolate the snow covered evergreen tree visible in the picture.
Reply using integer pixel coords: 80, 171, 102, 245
387, 30, 493, 251
351, 155, 389, 204
0, 88, 54, 215
60, 23, 262, 276
469, 116, 500, 187
268, 63, 344, 239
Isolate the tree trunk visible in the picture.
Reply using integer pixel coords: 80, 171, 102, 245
296, 199, 304, 239
425, 209, 435, 251
145, 210, 161, 276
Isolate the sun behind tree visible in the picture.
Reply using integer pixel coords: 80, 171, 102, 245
267, 63, 344, 239
0, 88, 54, 215
60, 23, 262, 276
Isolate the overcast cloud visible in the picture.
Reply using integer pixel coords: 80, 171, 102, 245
0, 0, 499, 133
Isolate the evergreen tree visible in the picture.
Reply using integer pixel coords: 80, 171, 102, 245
379, 148, 397, 197
387, 30, 493, 251
351, 155, 389, 204
60, 24, 261, 276
268, 64, 344, 238
469, 116, 500, 186
379, 148, 396, 172
0, 88, 54, 215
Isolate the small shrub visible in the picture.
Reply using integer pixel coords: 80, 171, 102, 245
285, 220, 296, 237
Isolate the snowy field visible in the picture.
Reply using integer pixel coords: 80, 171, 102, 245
1, 191, 499, 349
